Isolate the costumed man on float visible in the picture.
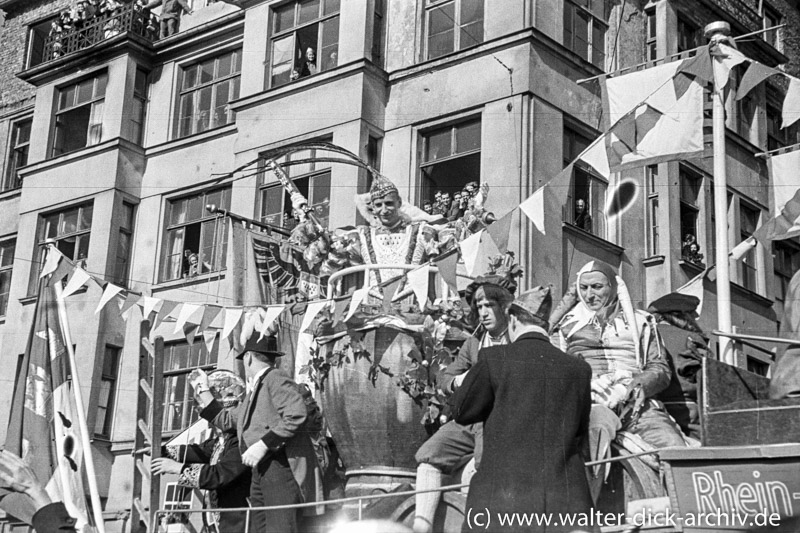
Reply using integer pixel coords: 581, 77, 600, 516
550, 261, 686, 501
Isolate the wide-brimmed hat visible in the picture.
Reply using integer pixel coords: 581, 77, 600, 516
510, 285, 553, 322
236, 333, 284, 359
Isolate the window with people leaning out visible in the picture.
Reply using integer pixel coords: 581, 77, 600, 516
160, 188, 230, 282
29, 203, 93, 295
269, 0, 340, 88
563, 0, 608, 69
52, 71, 107, 157
162, 338, 219, 433
423, 0, 484, 61
177, 49, 241, 139
563, 126, 606, 239
259, 150, 331, 230
420, 118, 481, 215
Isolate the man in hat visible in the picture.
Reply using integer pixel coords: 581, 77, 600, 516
647, 293, 709, 441
552, 261, 685, 499
191, 334, 320, 533
453, 286, 595, 533
412, 276, 514, 533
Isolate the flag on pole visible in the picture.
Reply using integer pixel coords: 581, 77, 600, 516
1, 281, 91, 529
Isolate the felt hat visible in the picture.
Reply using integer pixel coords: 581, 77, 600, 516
511, 285, 553, 322
236, 333, 284, 359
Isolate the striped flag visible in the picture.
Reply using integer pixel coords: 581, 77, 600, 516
0, 281, 91, 529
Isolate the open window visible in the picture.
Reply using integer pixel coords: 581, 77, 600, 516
52, 72, 107, 157
563, 125, 607, 239
420, 118, 481, 207
29, 203, 93, 295
160, 188, 230, 282
679, 166, 703, 263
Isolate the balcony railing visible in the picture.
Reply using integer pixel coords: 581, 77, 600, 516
40, 4, 159, 65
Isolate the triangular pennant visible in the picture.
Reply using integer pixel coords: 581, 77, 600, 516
39, 247, 62, 279
677, 270, 707, 315
344, 288, 370, 323
61, 268, 92, 299
198, 306, 223, 334
519, 187, 546, 234
142, 296, 163, 320
46, 256, 73, 287
153, 300, 179, 330
485, 210, 514, 254
406, 265, 431, 310
332, 298, 350, 325
382, 278, 403, 312
770, 150, 800, 213
754, 187, 800, 243
202, 330, 217, 354
736, 61, 780, 101
459, 230, 484, 277
95, 282, 124, 314
174, 303, 203, 334
578, 137, 610, 179
258, 305, 285, 340
782, 76, 800, 129
119, 292, 141, 321
183, 324, 199, 345
712, 42, 747, 90
435, 253, 459, 293
222, 308, 244, 341
299, 300, 331, 334
674, 46, 713, 98
730, 236, 757, 262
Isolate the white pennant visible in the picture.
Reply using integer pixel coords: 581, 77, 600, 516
519, 187, 546, 234
782, 76, 800, 129
95, 283, 124, 314
459, 230, 484, 278
222, 308, 243, 341
61, 268, 92, 299
203, 330, 217, 354
730, 236, 757, 262
258, 305, 285, 340
142, 296, 163, 319
344, 287, 370, 323
406, 264, 431, 310
39, 248, 62, 278
578, 138, 610, 179
677, 270, 706, 316
713, 43, 748, 90
174, 303, 203, 334
300, 300, 331, 334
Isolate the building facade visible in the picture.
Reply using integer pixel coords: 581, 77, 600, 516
0, 0, 798, 530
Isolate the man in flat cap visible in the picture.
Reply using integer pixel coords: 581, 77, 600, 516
191, 333, 320, 532
453, 286, 595, 533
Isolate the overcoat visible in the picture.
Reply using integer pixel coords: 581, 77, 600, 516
453, 331, 595, 533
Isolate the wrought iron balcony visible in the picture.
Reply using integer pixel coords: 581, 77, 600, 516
37, 4, 159, 66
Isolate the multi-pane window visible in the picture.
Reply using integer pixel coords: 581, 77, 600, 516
420, 119, 481, 205
161, 188, 230, 282
424, 0, 484, 61
260, 150, 331, 230
269, 0, 340, 87
767, 98, 798, 151
4, 119, 32, 192
646, 9, 657, 61
130, 69, 148, 145
774, 241, 800, 302
0, 240, 15, 316
739, 202, 760, 292
177, 50, 241, 138
762, 4, 782, 50
113, 203, 135, 287
679, 167, 702, 261
564, 126, 607, 239
563, 0, 608, 69
162, 339, 218, 432
731, 67, 758, 143
747, 355, 770, 377
94, 346, 121, 437
677, 15, 701, 54
30, 203, 93, 294
646, 165, 659, 256
52, 72, 107, 156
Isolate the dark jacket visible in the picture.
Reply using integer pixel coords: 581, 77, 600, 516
167, 432, 251, 533
453, 331, 594, 532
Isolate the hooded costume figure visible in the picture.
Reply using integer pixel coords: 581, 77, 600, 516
552, 261, 686, 499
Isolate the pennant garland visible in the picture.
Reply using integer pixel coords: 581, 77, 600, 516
299, 300, 331, 334
95, 283, 124, 314
406, 265, 431, 310
258, 305, 285, 340
344, 287, 370, 323
61, 268, 92, 299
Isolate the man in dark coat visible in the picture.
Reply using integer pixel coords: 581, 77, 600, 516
453, 286, 595, 533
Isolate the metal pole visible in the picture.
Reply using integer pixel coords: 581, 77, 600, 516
705, 21, 735, 366
47, 244, 108, 533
